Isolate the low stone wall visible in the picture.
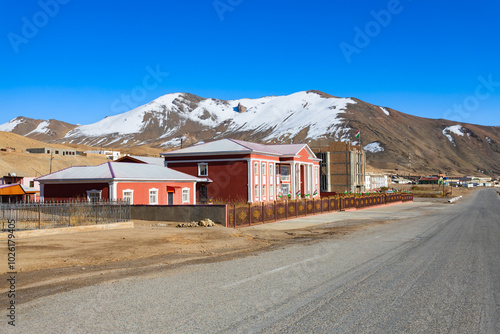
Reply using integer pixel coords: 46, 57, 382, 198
130, 205, 227, 224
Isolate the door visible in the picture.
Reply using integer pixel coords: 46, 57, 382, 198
167, 192, 174, 205
199, 185, 208, 203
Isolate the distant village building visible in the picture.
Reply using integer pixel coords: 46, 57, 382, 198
86, 150, 121, 160
418, 176, 440, 184
162, 139, 321, 203
114, 155, 165, 167
35, 162, 206, 204
365, 173, 389, 191
0, 174, 39, 203
27, 147, 77, 156
314, 142, 366, 193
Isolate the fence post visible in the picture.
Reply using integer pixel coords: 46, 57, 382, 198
38, 204, 41, 229
262, 202, 265, 224
274, 200, 277, 222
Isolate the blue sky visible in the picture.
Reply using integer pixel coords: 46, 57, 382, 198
1, 0, 499, 126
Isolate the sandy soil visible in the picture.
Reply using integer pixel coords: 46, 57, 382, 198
0, 218, 377, 305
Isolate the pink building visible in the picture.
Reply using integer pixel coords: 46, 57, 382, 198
162, 139, 321, 203
36, 162, 209, 205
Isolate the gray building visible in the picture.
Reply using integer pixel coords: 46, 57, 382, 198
26, 147, 77, 156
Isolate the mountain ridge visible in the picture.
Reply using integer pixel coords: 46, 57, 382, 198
1, 90, 499, 176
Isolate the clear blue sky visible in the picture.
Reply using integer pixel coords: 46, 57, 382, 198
1, 0, 499, 126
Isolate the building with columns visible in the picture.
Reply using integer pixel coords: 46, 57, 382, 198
161, 139, 321, 203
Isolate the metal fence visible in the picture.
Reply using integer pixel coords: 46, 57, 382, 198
227, 193, 413, 228
0, 200, 131, 231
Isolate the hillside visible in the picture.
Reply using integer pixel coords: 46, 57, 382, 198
1, 91, 499, 177
0, 132, 110, 177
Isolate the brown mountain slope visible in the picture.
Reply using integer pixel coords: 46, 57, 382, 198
335, 99, 500, 176
0, 132, 110, 177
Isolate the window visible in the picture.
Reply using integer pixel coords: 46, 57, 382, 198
254, 185, 259, 197
280, 165, 290, 181
198, 163, 208, 176
123, 190, 134, 204
149, 188, 158, 205
262, 185, 266, 197
86, 189, 101, 202
270, 164, 273, 176
29, 181, 34, 187
281, 184, 290, 196
182, 188, 190, 203
262, 163, 266, 175
270, 186, 273, 197
254, 162, 259, 175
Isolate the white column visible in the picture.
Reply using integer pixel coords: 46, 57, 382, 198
247, 159, 253, 203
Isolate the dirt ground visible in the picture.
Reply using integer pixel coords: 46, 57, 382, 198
0, 218, 382, 305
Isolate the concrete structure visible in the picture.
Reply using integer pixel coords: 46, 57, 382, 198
162, 139, 321, 203
35, 162, 209, 205
315, 142, 366, 193
365, 173, 389, 191
27, 147, 77, 156
86, 150, 121, 160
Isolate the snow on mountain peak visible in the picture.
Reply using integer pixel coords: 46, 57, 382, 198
63, 90, 357, 145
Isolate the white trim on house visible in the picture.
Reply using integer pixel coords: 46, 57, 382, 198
122, 189, 134, 204
86, 189, 102, 202
198, 163, 208, 177
182, 187, 190, 203
149, 188, 159, 205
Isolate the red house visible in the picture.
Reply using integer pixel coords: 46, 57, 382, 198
35, 162, 209, 205
161, 139, 321, 203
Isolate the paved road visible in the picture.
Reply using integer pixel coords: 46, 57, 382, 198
7, 189, 500, 333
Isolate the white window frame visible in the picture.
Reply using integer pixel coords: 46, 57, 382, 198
198, 163, 208, 177
86, 189, 101, 202
122, 189, 134, 204
254, 162, 259, 175
262, 163, 266, 176
281, 184, 290, 196
269, 164, 273, 176
182, 187, 190, 203
254, 184, 259, 198
262, 184, 266, 197
281, 165, 290, 181
149, 188, 159, 205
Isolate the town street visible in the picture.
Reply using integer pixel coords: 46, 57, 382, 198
7, 189, 500, 333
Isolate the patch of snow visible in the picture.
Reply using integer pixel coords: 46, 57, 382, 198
486, 136, 492, 144
0, 118, 24, 132
364, 142, 384, 153
380, 107, 390, 116
26, 121, 51, 136
443, 125, 464, 146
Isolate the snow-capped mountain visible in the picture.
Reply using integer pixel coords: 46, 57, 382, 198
61, 91, 356, 148
1, 90, 499, 175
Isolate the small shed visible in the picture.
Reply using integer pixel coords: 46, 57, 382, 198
0, 184, 39, 203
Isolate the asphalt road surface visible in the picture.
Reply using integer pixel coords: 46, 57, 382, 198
6, 189, 500, 333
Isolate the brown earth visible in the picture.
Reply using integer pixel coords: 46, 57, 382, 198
0, 218, 389, 305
